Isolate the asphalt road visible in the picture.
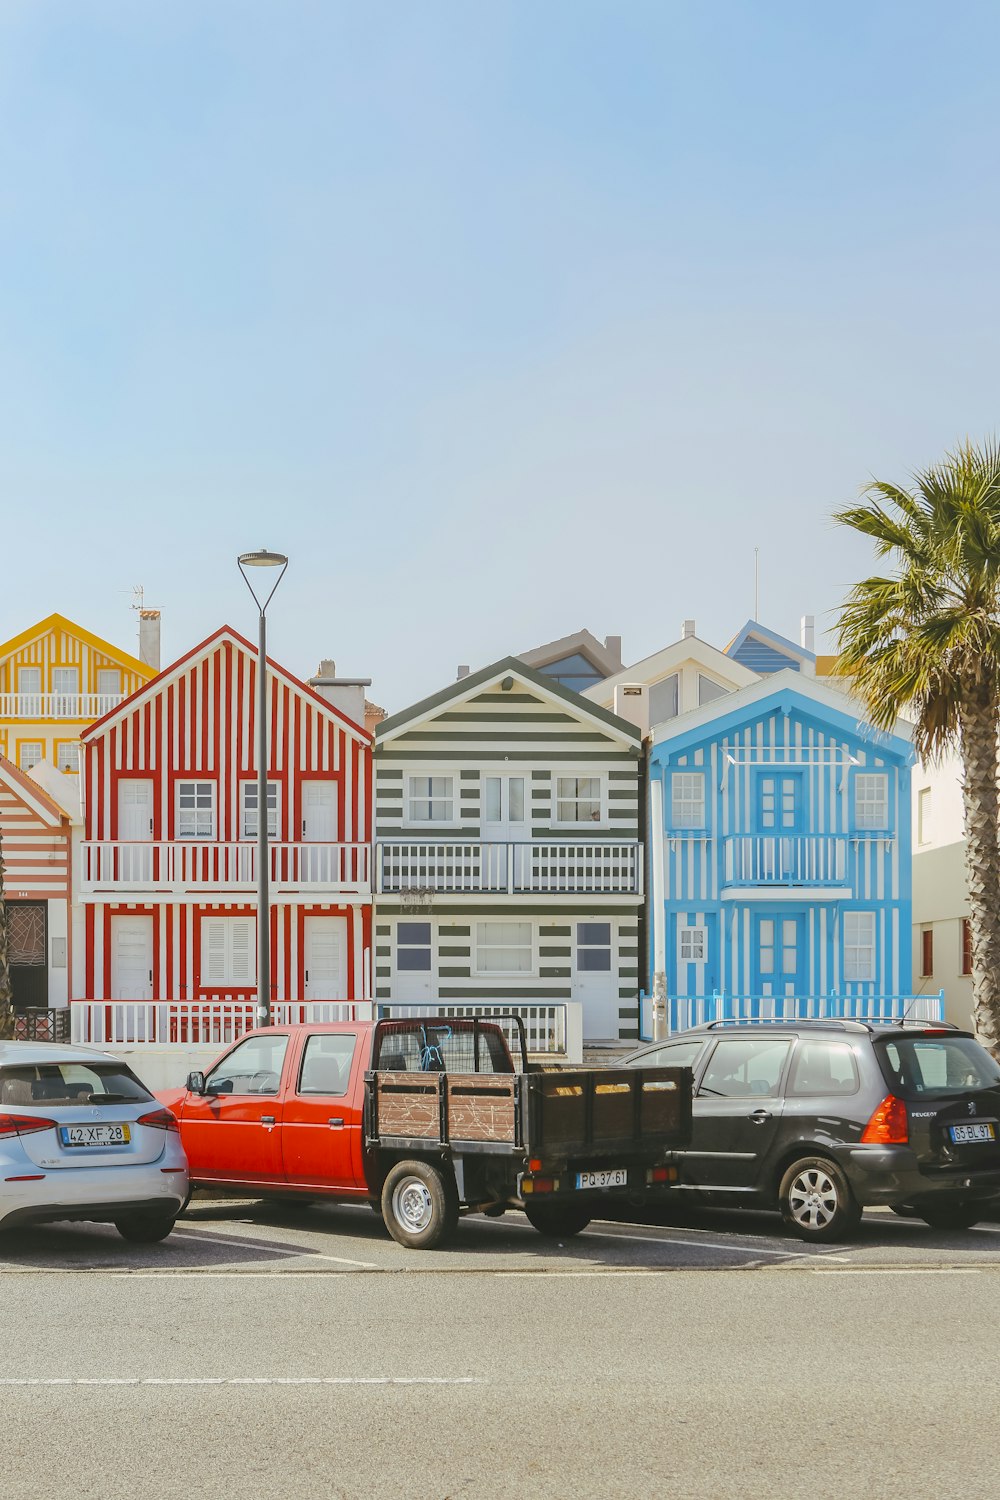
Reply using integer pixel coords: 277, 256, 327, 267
1, 1199, 998, 1499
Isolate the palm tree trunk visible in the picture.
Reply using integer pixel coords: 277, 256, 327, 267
958, 689, 1000, 1054
0, 825, 15, 1040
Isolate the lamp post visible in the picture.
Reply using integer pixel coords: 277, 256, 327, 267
237, 549, 288, 1027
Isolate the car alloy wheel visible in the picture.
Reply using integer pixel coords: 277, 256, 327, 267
787, 1166, 839, 1231
778, 1155, 861, 1243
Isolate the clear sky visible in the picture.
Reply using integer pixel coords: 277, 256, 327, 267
2, 2, 998, 710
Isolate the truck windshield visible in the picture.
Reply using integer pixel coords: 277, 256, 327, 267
375, 1025, 514, 1074
877, 1036, 1000, 1099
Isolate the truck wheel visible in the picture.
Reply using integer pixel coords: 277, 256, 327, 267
523, 1202, 592, 1238
381, 1161, 459, 1250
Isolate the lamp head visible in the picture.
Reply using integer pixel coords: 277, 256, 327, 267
239, 549, 288, 568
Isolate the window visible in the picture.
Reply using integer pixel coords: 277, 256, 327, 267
52, 667, 79, 714
201, 916, 255, 985
917, 787, 932, 845
556, 776, 602, 823
698, 674, 729, 707
177, 781, 215, 839
921, 928, 934, 979
625, 1039, 705, 1071
843, 912, 876, 981
679, 926, 707, 963
699, 1037, 791, 1099
17, 667, 41, 712
0, 1061, 152, 1108
397, 921, 432, 971
18, 743, 42, 771
407, 775, 454, 822
96, 669, 121, 698
787, 1042, 860, 1097
374, 1024, 513, 1074
206, 1034, 288, 1096
854, 773, 889, 830
475, 921, 533, 975
879, 1036, 1000, 1099
56, 743, 79, 773
962, 918, 973, 977
298, 1033, 356, 1096
671, 772, 705, 829
649, 674, 679, 726
241, 780, 279, 838
576, 921, 611, 972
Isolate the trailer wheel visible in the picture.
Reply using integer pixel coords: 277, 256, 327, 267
381, 1160, 459, 1250
523, 1201, 592, 1238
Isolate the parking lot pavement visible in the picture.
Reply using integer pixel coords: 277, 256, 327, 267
2, 1195, 1000, 1275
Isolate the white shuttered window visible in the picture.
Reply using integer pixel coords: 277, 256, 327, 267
843, 913, 876, 981
202, 917, 256, 985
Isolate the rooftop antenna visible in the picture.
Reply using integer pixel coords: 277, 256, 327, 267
754, 547, 760, 621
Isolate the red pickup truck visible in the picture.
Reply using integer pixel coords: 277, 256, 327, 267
159, 1016, 692, 1250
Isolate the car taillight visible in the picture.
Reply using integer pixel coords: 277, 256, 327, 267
861, 1094, 908, 1145
0, 1113, 57, 1139
137, 1108, 180, 1133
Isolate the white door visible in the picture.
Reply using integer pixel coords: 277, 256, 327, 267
304, 916, 347, 1000
111, 916, 153, 1001
118, 780, 154, 883
392, 920, 434, 1003
18, 666, 41, 716
571, 920, 616, 1038
302, 782, 337, 840
482, 775, 528, 888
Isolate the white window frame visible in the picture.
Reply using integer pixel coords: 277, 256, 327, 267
679, 925, 707, 963
555, 773, 605, 826
17, 667, 41, 695
843, 912, 876, 982
56, 743, 79, 774
241, 779, 280, 839
405, 772, 456, 826
201, 916, 256, 986
854, 772, 889, 831
395, 920, 434, 974
917, 787, 932, 846
671, 771, 706, 830
51, 666, 80, 714
18, 742, 43, 771
474, 920, 535, 977
176, 780, 216, 840
96, 668, 121, 697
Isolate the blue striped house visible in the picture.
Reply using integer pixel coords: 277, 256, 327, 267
648, 670, 913, 1018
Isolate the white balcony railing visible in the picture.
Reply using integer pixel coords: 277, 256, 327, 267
0, 692, 124, 720
722, 835, 848, 886
377, 841, 642, 895
80, 841, 371, 893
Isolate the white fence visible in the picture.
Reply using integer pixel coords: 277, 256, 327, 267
80, 841, 371, 893
639, 990, 947, 1040
0, 692, 124, 720
377, 841, 642, 895
376, 1003, 581, 1062
723, 835, 847, 886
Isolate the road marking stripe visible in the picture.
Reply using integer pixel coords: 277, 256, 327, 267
810, 1268, 982, 1276
474, 1216, 845, 1259
170, 1229, 377, 1269
0, 1376, 484, 1386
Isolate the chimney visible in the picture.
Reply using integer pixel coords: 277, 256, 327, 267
614, 682, 649, 736
800, 615, 815, 653
603, 635, 623, 671
681, 619, 696, 640
139, 610, 161, 671
308, 659, 371, 731
456, 665, 470, 680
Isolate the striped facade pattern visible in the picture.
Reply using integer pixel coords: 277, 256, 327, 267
0, 628, 149, 701
0, 769, 70, 899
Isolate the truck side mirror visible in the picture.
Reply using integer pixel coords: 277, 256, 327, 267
186, 1070, 207, 1096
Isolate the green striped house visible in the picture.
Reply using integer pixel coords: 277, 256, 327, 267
374, 657, 644, 1043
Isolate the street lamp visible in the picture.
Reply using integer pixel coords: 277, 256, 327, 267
237, 548, 289, 1027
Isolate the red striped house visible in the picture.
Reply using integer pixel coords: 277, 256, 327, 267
76, 626, 372, 1008
0, 754, 73, 1008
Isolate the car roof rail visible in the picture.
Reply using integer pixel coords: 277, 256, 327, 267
695, 1017, 870, 1034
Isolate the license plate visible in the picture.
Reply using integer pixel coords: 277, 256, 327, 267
575, 1168, 628, 1190
59, 1123, 131, 1148
948, 1122, 996, 1144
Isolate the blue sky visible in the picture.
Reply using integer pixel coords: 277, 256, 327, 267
1, 2, 998, 708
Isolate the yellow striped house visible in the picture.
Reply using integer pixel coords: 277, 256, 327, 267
0, 755, 73, 1008
0, 613, 157, 775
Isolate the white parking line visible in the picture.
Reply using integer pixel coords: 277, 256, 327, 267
170, 1228, 377, 1269
810, 1268, 982, 1276
0, 1376, 484, 1387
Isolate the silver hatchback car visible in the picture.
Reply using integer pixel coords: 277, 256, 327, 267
0, 1042, 189, 1242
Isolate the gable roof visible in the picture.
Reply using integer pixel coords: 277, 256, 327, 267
0, 612, 155, 679
376, 655, 641, 746
724, 619, 815, 672
583, 634, 758, 709
80, 625, 371, 745
650, 668, 914, 762
517, 629, 623, 678
0, 754, 70, 827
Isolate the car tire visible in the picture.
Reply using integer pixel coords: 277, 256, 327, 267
523, 1202, 592, 1238
778, 1157, 861, 1243
115, 1213, 177, 1244
918, 1203, 983, 1232
381, 1160, 459, 1250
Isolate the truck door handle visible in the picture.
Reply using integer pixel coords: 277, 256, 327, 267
749, 1109, 771, 1123
328, 1117, 344, 1128
261, 1115, 276, 1126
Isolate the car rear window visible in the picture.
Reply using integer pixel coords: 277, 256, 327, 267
877, 1036, 1000, 1099
0, 1062, 153, 1108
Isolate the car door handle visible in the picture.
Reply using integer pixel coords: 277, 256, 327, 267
328, 1117, 344, 1128
261, 1115, 276, 1126
749, 1109, 772, 1124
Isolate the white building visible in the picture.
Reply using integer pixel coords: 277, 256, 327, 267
911, 748, 973, 1028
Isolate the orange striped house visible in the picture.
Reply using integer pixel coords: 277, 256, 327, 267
0, 755, 73, 1008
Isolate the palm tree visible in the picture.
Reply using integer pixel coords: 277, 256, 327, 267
0, 823, 14, 1040
835, 438, 1000, 1053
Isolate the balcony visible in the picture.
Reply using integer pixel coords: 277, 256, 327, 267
80, 841, 371, 900
377, 841, 643, 896
722, 835, 848, 887
0, 692, 125, 721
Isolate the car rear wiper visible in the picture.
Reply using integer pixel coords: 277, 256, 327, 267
82, 1092, 134, 1104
